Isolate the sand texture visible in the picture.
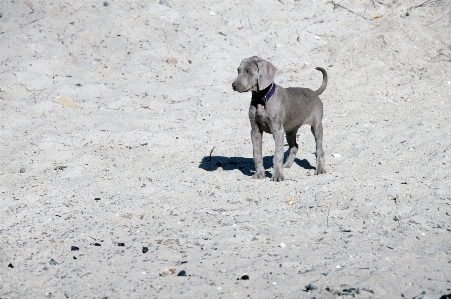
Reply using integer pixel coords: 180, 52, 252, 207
1, 0, 451, 298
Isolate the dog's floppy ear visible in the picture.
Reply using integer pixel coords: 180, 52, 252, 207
256, 59, 277, 90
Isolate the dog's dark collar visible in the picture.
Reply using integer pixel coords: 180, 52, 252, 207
252, 83, 276, 103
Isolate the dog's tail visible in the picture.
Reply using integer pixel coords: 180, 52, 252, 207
314, 67, 327, 95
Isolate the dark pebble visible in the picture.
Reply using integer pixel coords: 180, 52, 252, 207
142, 247, 148, 253
241, 275, 249, 280
20, 167, 25, 173
49, 259, 58, 265
8, 263, 14, 268
117, 243, 125, 246
94, 197, 101, 201
177, 270, 187, 276
71, 246, 79, 251
343, 288, 359, 294
439, 294, 451, 299
103, 2, 109, 6
73, 256, 77, 260
93, 243, 101, 246
305, 284, 317, 291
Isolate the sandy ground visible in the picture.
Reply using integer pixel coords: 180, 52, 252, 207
1, 0, 451, 298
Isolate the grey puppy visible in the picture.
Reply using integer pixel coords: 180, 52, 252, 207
232, 56, 327, 182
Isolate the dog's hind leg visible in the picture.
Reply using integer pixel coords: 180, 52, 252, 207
311, 122, 326, 175
284, 130, 299, 168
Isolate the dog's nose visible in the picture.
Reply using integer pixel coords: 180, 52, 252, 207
232, 82, 237, 91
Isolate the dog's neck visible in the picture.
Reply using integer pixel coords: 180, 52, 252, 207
252, 83, 276, 103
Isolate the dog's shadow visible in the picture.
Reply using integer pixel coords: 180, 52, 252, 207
199, 153, 315, 177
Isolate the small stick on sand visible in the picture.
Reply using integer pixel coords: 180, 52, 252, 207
328, 1, 370, 20
409, 0, 450, 10
209, 146, 216, 161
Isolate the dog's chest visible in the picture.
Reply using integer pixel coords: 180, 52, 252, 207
252, 104, 272, 133
256, 104, 266, 118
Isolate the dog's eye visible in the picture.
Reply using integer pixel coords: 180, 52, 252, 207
246, 69, 250, 73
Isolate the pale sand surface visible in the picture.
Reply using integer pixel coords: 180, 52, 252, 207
1, 1, 451, 298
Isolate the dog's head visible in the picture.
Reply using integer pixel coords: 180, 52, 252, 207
232, 56, 277, 93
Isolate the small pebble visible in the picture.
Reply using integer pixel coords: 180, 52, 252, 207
142, 247, 149, 253
8, 263, 14, 268
73, 256, 77, 260
332, 153, 341, 158
279, 242, 286, 248
166, 58, 177, 65
92, 243, 101, 246
160, 268, 175, 276
305, 284, 317, 291
20, 167, 25, 173
117, 243, 125, 246
103, 1, 109, 6
71, 246, 79, 251
177, 270, 187, 276
49, 259, 58, 265
94, 197, 101, 201
241, 275, 249, 280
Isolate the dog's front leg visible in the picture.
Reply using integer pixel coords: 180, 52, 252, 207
251, 127, 265, 179
271, 129, 285, 182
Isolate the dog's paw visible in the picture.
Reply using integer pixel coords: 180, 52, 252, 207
271, 173, 285, 182
252, 173, 265, 179
314, 168, 327, 175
